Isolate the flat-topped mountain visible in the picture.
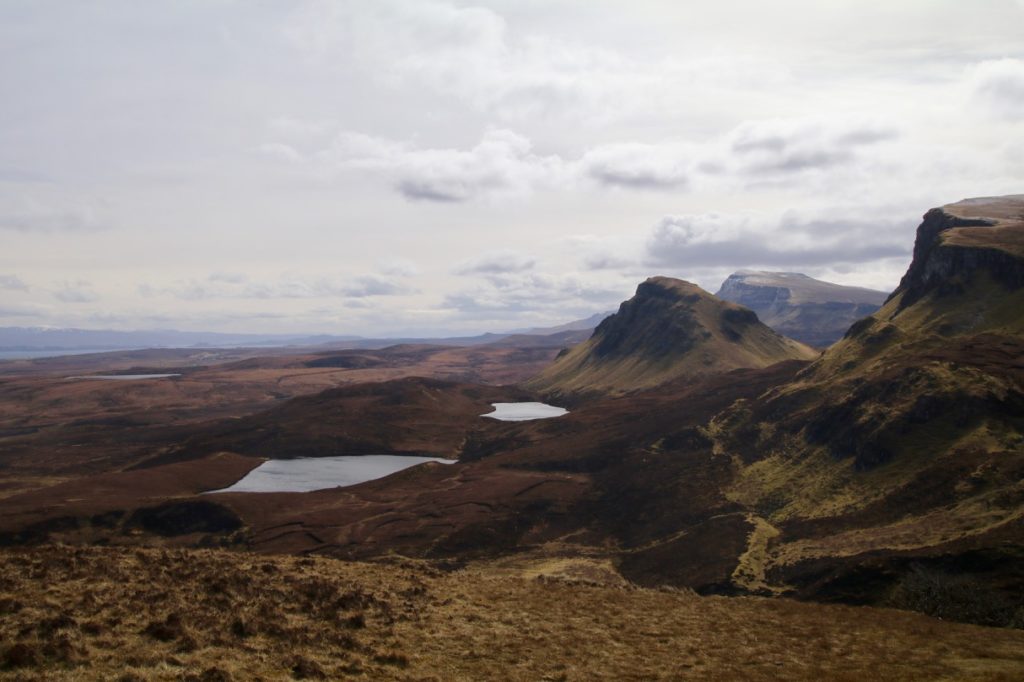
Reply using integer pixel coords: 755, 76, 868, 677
715, 271, 887, 348
527, 276, 817, 396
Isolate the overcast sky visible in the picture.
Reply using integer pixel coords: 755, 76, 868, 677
2, 0, 1022, 336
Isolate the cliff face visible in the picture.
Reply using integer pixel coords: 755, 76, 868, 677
893, 206, 1024, 310
527, 276, 817, 397
712, 195, 1024, 607
716, 271, 887, 348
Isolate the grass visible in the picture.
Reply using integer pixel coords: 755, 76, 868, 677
3, 545, 1024, 680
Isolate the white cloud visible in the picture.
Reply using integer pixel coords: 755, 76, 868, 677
442, 270, 629, 322
139, 272, 416, 301
377, 258, 420, 277
969, 58, 1024, 119
321, 128, 568, 202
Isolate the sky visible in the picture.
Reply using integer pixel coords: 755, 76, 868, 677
1, 0, 1022, 336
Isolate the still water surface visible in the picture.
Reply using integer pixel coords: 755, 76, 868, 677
482, 402, 568, 421
211, 455, 454, 493
66, 374, 182, 381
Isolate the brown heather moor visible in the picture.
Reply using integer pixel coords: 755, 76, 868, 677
2, 545, 1024, 681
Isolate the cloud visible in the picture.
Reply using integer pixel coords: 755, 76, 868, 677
0, 199, 107, 232
265, 115, 905, 202
377, 259, 420, 277
253, 142, 303, 163
0, 275, 28, 291
645, 211, 910, 269
321, 128, 567, 202
726, 118, 899, 175
455, 250, 536, 275
442, 269, 630, 322
53, 280, 99, 303
580, 143, 690, 190
337, 275, 411, 298
283, 1, 794, 128
208, 272, 248, 284
0, 303, 47, 318
969, 58, 1024, 119
140, 272, 416, 301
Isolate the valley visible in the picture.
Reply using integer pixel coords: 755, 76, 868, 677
2, 195, 1023, 678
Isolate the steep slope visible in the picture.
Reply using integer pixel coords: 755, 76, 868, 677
527, 276, 817, 397
717, 195, 1024, 608
716, 271, 887, 347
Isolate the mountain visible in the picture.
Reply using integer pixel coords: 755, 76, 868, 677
508, 311, 613, 335
527, 276, 818, 397
715, 271, 888, 348
0, 318, 605, 360
711, 194, 1024, 608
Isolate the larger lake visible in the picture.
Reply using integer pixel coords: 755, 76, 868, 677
210, 455, 454, 493
67, 373, 181, 381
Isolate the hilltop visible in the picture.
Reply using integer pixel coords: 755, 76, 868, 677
527, 276, 817, 397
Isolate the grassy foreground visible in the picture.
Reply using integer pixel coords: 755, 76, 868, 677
2, 546, 1024, 680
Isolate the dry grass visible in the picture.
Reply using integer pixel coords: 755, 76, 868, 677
2, 545, 1024, 681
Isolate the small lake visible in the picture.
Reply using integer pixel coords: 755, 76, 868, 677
482, 402, 569, 421
210, 454, 455, 493
67, 374, 182, 381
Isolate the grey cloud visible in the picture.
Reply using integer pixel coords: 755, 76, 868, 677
729, 119, 899, 175
339, 275, 412, 298
586, 166, 688, 190
583, 253, 633, 270
645, 213, 910, 269
53, 281, 99, 303
0, 168, 52, 183
455, 251, 536, 275
581, 144, 690, 190
396, 179, 468, 203
0, 275, 29, 291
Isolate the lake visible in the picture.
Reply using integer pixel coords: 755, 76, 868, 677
66, 374, 182, 381
210, 454, 455, 493
482, 402, 569, 421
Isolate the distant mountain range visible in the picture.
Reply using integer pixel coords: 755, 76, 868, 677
0, 314, 615, 357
